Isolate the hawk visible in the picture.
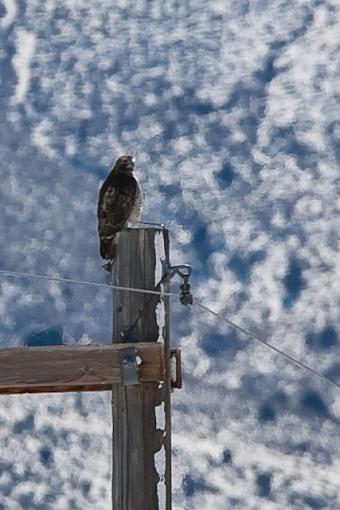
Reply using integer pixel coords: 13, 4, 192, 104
97, 155, 143, 269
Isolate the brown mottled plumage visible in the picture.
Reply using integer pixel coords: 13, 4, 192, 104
97, 155, 143, 269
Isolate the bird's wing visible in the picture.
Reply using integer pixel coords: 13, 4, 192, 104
128, 177, 143, 225
97, 178, 137, 239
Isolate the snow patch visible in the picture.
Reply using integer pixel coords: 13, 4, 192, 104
155, 231, 166, 342
154, 445, 166, 509
156, 401, 165, 431
0, 0, 17, 29
11, 30, 36, 104
156, 296, 165, 343
154, 231, 166, 285
31, 119, 57, 158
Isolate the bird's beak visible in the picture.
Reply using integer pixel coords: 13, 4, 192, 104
126, 159, 135, 170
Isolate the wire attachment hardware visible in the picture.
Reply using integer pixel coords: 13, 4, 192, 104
179, 274, 193, 306
162, 262, 193, 306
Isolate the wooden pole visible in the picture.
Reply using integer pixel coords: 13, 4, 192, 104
111, 228, 171, 510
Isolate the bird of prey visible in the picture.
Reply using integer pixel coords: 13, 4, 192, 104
97, 155, 143, 270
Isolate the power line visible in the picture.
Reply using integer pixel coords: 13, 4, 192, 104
0, 269, 174, 298
195, 300, 340, 391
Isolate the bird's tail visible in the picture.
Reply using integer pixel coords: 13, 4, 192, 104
100, 232, 121, 272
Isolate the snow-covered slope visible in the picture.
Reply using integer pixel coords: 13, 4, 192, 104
0, 0, 339, 508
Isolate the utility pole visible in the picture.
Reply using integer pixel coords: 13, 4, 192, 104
111, 228, 172, 510
0, 227, 187, 507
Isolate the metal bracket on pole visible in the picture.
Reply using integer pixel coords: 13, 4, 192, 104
119, 347, 139, 385
162, 262, 193, 305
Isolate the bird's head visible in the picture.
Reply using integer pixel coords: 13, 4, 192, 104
114, 155, 135, 174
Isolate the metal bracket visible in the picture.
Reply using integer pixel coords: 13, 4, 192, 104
162, 261, 192, 280
162, 262, 193, 306
119, 347, 139, 385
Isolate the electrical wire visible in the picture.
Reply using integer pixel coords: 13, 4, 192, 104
195, 300, 340, 390
0, 269, 174, 298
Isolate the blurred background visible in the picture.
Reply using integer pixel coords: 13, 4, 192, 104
0, 0, 339, 508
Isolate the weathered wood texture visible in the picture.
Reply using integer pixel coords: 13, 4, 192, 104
111, 228, 170, 510
112, 229, 161, 344
0, 343, 164, 395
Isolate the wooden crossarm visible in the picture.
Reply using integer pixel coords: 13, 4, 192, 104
0, 343, 164, 395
